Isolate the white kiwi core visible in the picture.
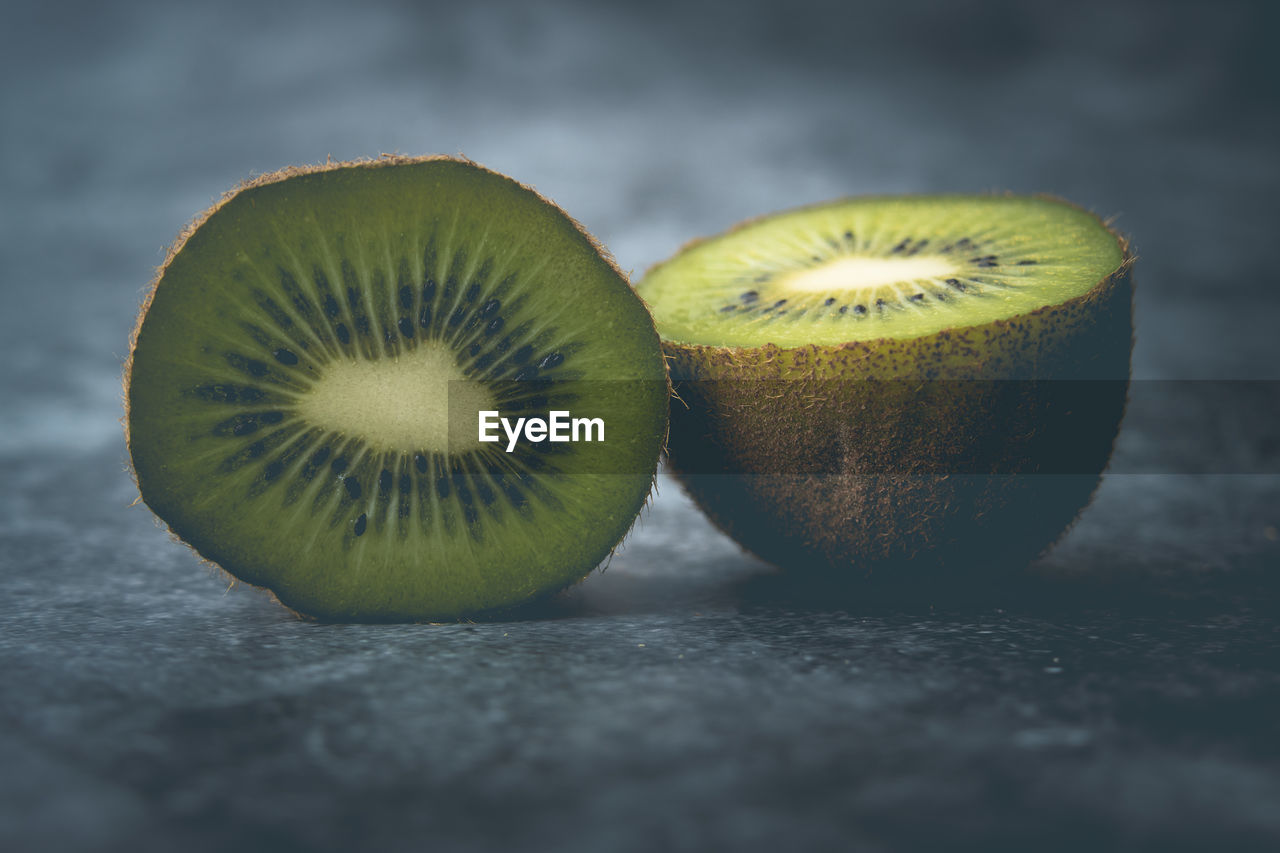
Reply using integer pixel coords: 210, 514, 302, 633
296, 342, 494, 453
781, 256, 959, 293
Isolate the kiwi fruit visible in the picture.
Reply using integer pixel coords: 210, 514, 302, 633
636, 195, 1133, 589
126, 156, 669, 621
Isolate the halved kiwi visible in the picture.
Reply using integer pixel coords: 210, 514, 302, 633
637, 195, 1133, 587
126, 157, 669, 621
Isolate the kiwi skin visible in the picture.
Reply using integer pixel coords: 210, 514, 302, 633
124, 154, 670, 621
655, 206, 1134, 591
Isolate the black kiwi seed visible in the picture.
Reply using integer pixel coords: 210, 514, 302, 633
218, 433, 282, 473
336, 323, 351, 344
273, 348, 298, 365
485, 316, 504, 335
192, 383, 242, 404
256, 294, 293, 330
839, 306, 849, 314
854, 305, 867, 314
279, 271, 313, 319
910, 293, 925, 302
354, 514, 367, 537
945, 278, 965, 291
418, 306, 432, 330
465, 283, 481, 303
740, 291, 759, 303
399, 473, 411, 494
454, 475, 474, 506
239, 321, 276, 352
843, 230, 854, 241
480, 298, 501, 317
513, 344, 534, 363
399, 284, 413, 309
263, 460, 285, 481
226, 354, 269, 377
379, 469, 392, 495
398, 316, 415, 338
774, 299, 787, 308
331, 455, 348, 474
436, 475, 450, 499
720, 305, 737, 312
414, 453, 428, 474
344, 477, 362, 500
274, 439, 308, 474
824, 297, 836, 306
500, 476, 527, 508
538, 352, 564, 370
227, 416, 260, 437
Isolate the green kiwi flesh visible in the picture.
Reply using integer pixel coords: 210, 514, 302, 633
637, 195, 1133, 587
126, 157, 669, 621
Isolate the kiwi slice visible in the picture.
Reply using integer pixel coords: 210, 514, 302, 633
126, 157, 668, 621
637, 195, 1133, 585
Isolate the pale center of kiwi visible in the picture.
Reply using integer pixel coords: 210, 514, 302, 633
296, 342, 494, 453
781, 256, 957, 293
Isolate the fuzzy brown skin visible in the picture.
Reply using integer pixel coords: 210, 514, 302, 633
661, 228, 1134, 589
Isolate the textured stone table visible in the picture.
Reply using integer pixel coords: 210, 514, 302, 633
3, 1, 1278, 850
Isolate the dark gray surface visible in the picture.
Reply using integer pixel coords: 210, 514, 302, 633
3, 1, 1279, 850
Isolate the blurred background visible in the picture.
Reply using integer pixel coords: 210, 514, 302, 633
3, 0, 1278, 850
